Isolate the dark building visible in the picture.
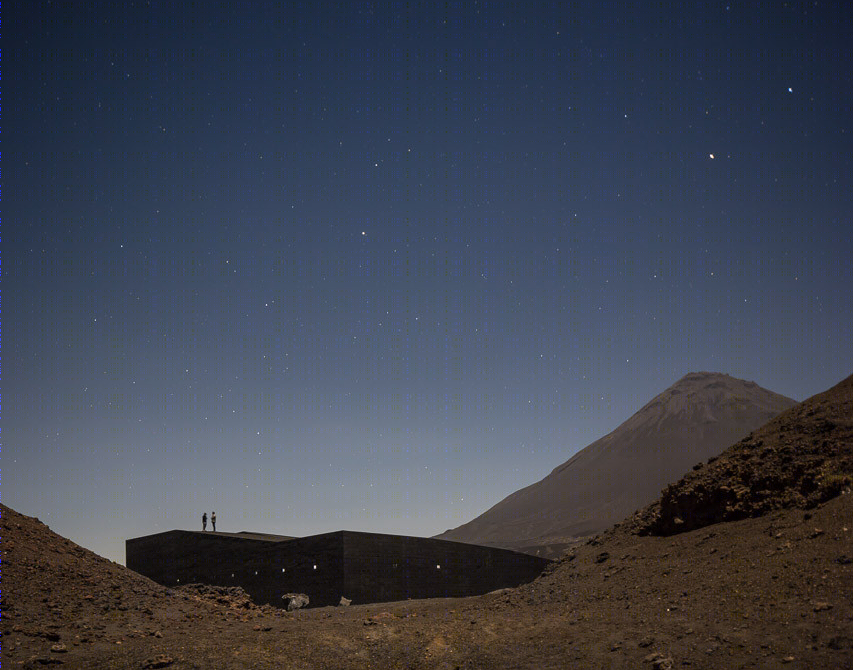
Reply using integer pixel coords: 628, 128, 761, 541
126, 529, 551, 608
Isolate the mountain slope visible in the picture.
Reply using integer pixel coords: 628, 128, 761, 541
632, 371, 853, 535
436, 372, 797, 552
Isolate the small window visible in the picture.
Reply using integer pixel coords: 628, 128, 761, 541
231, 573, 235, 578
254, 571, 258, 575
282, 568, 286, 572
436, 564, 441, 570
313, 564, 317, 570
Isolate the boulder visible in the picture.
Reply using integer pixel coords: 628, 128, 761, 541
339, 596, 352, 606
282, 593, 309, 610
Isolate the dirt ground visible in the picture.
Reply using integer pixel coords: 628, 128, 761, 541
3, 492, 851, 669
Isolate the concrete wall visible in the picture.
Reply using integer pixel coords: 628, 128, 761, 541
126, 531, 345, 607
258, 533, 346, 607
126, 530, 551, 608
125, 530, 300, 604
340, 531, 549, 605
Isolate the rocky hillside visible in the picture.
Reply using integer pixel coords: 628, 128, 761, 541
1, 503, 281, 667
632, 372, 853, 535
437, 372, 796, 553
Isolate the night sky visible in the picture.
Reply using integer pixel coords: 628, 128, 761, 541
8, 1, 852, 565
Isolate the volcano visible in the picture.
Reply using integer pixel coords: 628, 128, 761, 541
436, 372, 796, 555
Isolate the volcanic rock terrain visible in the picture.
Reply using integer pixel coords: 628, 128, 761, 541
632, 371, 853, 537
4, 373, 852, 669
436, 372, 797, 555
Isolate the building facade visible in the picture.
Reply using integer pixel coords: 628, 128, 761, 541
126, 529, 551, 608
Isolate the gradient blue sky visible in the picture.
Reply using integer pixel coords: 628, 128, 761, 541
8, 1, 852, 564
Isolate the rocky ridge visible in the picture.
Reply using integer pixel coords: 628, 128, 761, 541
632, 372, 853, 535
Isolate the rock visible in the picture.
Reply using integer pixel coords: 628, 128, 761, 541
638, 636, 655, 648
835, 555, 852, 564
812, 601, 832, 612
142, 655, 175, 668
50, 644, 68, 653
644, 652, 673, 668
177, 583, 255, 609
486, 588, 513, 596
595, 551, 610, 564
339, 596, 352, 606
282, 593, 309, 611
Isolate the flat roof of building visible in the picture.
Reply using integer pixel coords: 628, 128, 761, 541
127, 529, 296, 543
126, 529, 554, 561
185, 530, 296, 542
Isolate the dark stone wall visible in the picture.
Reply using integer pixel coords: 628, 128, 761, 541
257, 533, 346, 607
125, 531, 344, 607
340, 532, 549, 605
126, 530, 271, 588
126, 530, 550, 608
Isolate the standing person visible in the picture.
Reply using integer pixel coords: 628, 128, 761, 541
211, 511, 216, 532
202, 512, 207, 531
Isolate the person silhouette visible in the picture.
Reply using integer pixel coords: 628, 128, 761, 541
202, 512, 207, 531
211, 511, 216, 532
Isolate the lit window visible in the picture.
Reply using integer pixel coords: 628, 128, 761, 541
313, 564, 317, 570
282, 568, 286, 572
254, 571, 258, 575
436, 564, 441, 570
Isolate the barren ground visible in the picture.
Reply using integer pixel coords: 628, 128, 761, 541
4, 490, 851, 669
